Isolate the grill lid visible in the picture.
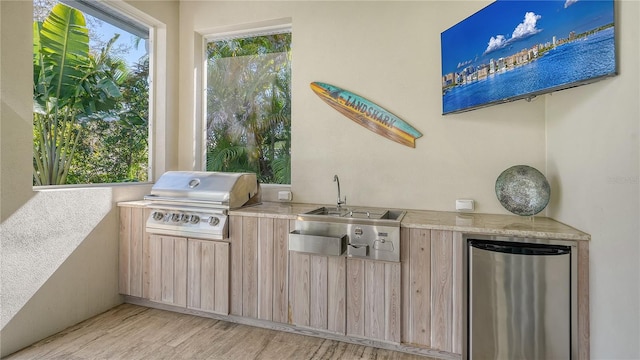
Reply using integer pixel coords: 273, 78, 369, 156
144, 171, 260, 209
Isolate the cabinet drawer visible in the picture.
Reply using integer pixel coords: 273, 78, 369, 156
288, 230, 346, 256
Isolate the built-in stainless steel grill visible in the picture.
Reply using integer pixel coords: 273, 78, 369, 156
144, 171, 260, 240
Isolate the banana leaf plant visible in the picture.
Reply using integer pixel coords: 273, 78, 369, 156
33, 3, 123, 185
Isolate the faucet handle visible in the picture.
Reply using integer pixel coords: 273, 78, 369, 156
338, 196, 346, 207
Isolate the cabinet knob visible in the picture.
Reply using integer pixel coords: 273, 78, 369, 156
152, 211, 164, 221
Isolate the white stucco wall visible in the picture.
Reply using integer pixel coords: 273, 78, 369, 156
0, 0, 180, 356
0, 0, 34, 224
178, 1, 546, 214
546, 1, 640, 358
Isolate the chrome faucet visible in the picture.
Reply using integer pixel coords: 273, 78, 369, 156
334, 175, 346, 208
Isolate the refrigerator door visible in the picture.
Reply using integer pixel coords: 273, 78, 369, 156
468, 240, 571, 360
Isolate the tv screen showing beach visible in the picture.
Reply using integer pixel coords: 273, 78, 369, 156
441, 0, 616, 115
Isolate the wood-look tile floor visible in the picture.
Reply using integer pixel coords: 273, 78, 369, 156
6, 304, 437, 360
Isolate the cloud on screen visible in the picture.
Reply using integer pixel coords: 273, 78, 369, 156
484, 12, 542, 54
564, 0, 579, 8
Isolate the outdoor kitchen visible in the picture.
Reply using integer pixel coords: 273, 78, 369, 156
111, 170, 590, 359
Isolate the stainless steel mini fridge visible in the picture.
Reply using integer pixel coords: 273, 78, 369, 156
465, 236, 577, 360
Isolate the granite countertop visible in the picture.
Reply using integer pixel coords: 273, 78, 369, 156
118, 200, 590, 241
400, 210, 590, 241
231, 202, 590, 241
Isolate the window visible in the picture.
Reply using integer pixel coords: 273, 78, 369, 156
204, 29, 291, 184
32, 0, 150, 185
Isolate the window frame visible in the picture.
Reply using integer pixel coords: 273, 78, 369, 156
198, 19, 292, 184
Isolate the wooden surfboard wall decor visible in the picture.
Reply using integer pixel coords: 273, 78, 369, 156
310, 82, 423, 148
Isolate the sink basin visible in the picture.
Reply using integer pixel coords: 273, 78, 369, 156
305, 206, 350, 217
299, 206, 406, 225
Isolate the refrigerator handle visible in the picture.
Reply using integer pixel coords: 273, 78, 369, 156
469, 240, 571, 256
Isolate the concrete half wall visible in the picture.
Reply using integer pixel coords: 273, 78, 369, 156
0, 186, 150, 356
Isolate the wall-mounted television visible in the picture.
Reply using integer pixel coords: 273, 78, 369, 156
441, 0, 616, 115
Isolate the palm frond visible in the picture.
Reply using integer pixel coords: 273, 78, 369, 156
39, 3, 89, 104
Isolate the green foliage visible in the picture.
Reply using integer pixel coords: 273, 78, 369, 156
37, 3, 90, 106
33, 3, 148, 185
205, 33, 291, 184
206, 131, 254, 173
33, 3, 92, 185
67, 58, 149, 183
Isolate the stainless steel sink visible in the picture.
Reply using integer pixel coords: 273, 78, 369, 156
305, 206, 349, 217
300, 206, 406, 225
289, 206, 405, 262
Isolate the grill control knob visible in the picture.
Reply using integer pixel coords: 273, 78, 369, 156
180, 214, 189, 223
171, 213, 181, 222
189, 215, 200, 224
209, 216, 220, 226
152, 211, 164, 221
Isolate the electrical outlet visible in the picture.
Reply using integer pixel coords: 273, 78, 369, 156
278, 191, 292, 201
456, 199, 474, 212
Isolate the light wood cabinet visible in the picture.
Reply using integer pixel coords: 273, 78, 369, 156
399, 228, 589, 358
346, 258, 401, 343
121, 210, 463, 352
288, 251, 346, 334
119, 210, 475, 353
120, 207, 589, 359
148, 235, 188, 307
229, 215, 291, 322
148, 235, 232, 312
119, 206, 150, 297
400, 228, 463, 353
187, 239, 229, 314
287, 253, 400, 341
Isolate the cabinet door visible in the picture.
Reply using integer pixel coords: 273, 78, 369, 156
346, 258, 401, 343
229, 215, 243, 315
148, 235, 187, 307
400, 228, 462, 353
187, 239, 230, 314
272, 218, 292, 323
119, 206, 150, 297
229, 215, 291, 322
257, 217, 292, 322
289, 251, 346, 334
